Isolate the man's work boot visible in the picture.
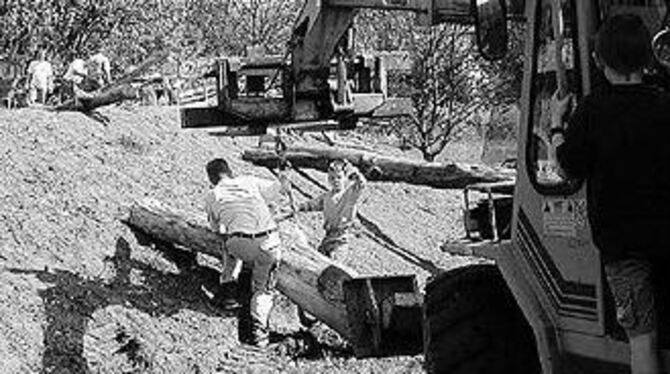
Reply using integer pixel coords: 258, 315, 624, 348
214, 281, 241, 309
202, 281, 240, 310
297, 307, 317, 328
250, 318, 270, 348
238, 311, 271, 347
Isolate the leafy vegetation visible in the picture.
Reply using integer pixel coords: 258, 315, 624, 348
356, 10, 525, 161
0, 0, 523, 161
0, 0, 301, 75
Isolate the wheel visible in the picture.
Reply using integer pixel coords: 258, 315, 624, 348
423, 264, 541, 374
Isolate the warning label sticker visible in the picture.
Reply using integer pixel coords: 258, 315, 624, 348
542, 199, 579, 237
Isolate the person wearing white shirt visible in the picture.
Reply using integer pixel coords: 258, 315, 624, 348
63, 58, 87, 85
204, 157, 289, 347
26, 50, 53, 105
62, 57, 88, 100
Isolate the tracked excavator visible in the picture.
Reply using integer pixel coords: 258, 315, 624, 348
180, 0, 670, 373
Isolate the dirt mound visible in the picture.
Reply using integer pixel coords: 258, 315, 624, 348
0, 106, 472, 373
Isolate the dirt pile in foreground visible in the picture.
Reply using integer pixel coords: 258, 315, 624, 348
0, 106, 472, 373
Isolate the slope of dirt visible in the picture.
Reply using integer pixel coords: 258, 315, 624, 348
0, 106, 477, 373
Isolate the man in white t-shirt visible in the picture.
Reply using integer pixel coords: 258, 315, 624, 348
63, 57, 88, 99
204, 158, 289, 347
26, 50, 54, 105
64, 58, 87, 85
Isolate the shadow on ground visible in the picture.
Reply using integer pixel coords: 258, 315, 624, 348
8, 237, 235, 373
268, 329, 353, 360
8, 234, 354, 373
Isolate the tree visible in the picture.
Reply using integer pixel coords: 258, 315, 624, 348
471, 21, 526, 163
354, 10, 525, 162
0, 1, 138, 69
225, 0, 303, 55
355, 11, 484, 162
0, 0, 303, 87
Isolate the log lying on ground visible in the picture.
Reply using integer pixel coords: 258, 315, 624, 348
78, 85, 139, 110
242, 145, 515, 189
110, 51, 169, 88
57, 85, 140, 111
57, 51, 167, 111
120, 198, 358, 340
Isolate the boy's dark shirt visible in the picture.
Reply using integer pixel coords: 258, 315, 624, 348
557, 83, 670, 262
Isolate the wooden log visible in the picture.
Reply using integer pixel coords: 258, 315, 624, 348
57, 85, 140, 111
78, 85, 140, 110
242, 145, 515, 189
120, 198, 358, 340
57, 51, 167, 111
109, 51, 169, 89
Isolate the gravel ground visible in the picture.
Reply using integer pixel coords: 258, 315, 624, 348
0, 105, 481, 373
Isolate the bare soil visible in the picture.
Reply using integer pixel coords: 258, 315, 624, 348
0, 106, 481, 373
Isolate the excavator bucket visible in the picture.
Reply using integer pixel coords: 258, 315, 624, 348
343, 275, 424, 357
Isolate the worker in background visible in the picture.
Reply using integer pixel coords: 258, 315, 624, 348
294, 159, 366, 327
86, 47, 112, 90
25, 49, 54, 105
551, 14, 670, 374
204, 158, 290, 347
63, 56, 88, 98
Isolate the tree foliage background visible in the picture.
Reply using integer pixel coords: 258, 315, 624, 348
0, 0, 523, 161
355, 10, 525, 161
0, 0, 302, 76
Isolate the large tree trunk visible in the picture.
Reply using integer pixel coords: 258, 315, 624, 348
242, 145, 515, 189
58, 85, 140, 111
120, 199, 358, 341
78, 85, 140, 110
57, 51, 167, 111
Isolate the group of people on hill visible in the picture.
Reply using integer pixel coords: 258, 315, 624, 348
24, 47, 111, 106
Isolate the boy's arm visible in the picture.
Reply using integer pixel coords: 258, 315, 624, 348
250, 170, 294, 196
25, 62, 35, 88
344, 161, 366, 201
248, 175, 281, 197
551, 93, 592, 179
350, 164, 366, 192
204, 192, 221, 233
103, 59, 112, 82
47, 65, 54, 90
249, 174, 294, 213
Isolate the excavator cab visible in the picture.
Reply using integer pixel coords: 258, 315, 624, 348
462, 0, 670, 373
434, 1, 670, 373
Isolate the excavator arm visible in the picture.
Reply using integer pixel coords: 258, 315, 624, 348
181, 0, 514, 135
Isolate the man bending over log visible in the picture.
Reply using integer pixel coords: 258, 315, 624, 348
204, 157, 290, 347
